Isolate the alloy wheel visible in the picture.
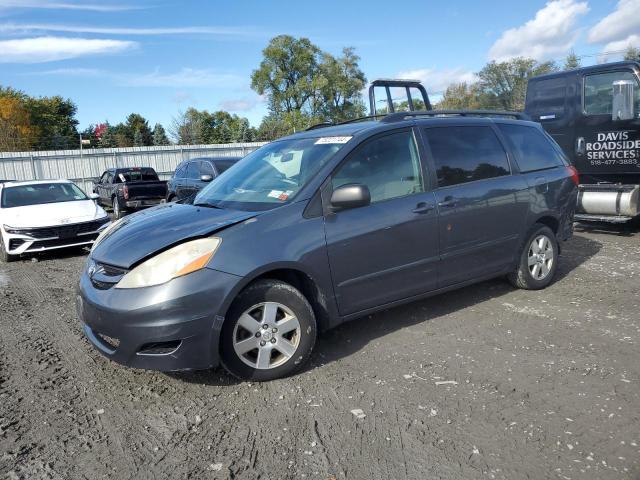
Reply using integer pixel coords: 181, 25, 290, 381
232, 302, 301, 370
528, 234, 554, 280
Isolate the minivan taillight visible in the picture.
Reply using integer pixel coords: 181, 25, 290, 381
567, 165, 579, 186
123, 185, 129, 200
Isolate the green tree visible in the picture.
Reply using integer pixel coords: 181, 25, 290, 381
0, 86, 79, 151
152, 123, 170, 146
251, 35, 367, 133
98, 123, 117, 148
476, 57, 557, 111
251, 35, 322, 115
436, 83, 483, 110
125, 113, 153, 146
623, 46, 640, 62
564, 50, 581, 70
170, 108, 256, 145
316, 48, 367, 122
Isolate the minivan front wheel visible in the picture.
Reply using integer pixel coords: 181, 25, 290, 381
509, 224, 558, 290
220, 279, 317, 381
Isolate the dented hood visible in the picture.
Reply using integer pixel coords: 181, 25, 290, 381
90, 203, 258, 269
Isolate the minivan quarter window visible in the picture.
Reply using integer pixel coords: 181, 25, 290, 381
424, 126, 510, 188
498, 124, 564, 173
332, 130, 423, 203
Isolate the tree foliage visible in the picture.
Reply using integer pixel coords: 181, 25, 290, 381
251, 35, 367, 139
623, 46, 640, 62
152, 123, 170, 146
170, 108, 256, 145
0, 86, 78, 151
476, 57, 557, 111
436, 83, 483, 110
564, 50, 581, 70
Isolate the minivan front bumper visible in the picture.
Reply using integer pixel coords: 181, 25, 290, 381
77, 265, 242, 371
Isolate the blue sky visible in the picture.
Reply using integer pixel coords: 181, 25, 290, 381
0, 0, 638, 133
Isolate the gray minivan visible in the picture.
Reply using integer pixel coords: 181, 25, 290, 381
77, 112, 578, 381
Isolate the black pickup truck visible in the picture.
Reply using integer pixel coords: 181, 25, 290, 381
93, 167, 167, 219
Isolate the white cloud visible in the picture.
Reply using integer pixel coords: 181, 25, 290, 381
120, 68, 241, 88
397, 68, 478, 94
488, 0, 589, 62
0, 0, 139, 11
0, 23, 257, 37
0, 36, 137, 63
219, 95, 265, 112
588, 0, 640, 45
35, 66, 243, 88
598, 34, 640, 62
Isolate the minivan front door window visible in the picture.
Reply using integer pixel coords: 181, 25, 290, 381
332, 130, 423, 203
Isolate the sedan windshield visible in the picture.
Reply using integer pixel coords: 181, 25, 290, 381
194, 137, 349, 211
1, 183, 88, 208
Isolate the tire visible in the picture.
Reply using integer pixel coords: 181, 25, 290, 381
112, 197, 123, 220
508, 224, 559, 290
0, 235, 16, 263
220, 279, 317, 381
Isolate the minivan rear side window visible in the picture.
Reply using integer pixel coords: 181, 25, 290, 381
498, 124, 563, 172
424, 126, 510, 188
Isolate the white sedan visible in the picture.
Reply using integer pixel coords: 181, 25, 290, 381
0, 180, 111, 262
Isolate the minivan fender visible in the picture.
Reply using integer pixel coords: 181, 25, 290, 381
216, 261, 339, 332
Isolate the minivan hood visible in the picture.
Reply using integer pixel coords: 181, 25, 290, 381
91, 203, 258, 268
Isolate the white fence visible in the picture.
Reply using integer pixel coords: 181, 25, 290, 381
0, 142, 266, 193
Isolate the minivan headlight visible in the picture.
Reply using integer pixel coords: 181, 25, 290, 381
115, 237, 221, 289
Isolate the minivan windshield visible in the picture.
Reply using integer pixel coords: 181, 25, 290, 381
194, 137, 349, 211
1, 182, 88, 208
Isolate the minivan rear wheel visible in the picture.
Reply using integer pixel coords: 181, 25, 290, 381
220, 279, 317, 381
508, 224, 558, 290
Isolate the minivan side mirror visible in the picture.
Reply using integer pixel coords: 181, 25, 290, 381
89, 193, 99, 201
200, 174, 213, 182
330, 183, 371, 211
612, 80, 635, 121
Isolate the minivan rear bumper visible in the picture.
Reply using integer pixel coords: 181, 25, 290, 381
77, 266, 242, 371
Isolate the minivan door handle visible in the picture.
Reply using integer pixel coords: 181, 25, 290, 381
575, 137, 585, 156
412, 202, 434, 214
437, 197, 458, 208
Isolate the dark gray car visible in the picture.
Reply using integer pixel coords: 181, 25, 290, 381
167, 157, 241, 201
77, 114, 578, 381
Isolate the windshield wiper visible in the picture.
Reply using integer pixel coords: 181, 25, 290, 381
193, 201, 224, 209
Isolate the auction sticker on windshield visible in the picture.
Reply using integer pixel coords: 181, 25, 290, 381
315, 136, 352, 144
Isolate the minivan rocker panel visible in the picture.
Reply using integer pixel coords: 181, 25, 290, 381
78, 116, 578, 380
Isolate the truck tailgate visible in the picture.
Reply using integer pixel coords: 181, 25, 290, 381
125, 181, 167, 199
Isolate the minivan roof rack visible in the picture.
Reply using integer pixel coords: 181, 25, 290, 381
380, 109, 531, 123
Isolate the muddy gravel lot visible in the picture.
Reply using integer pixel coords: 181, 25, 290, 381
0, 225, 639, 480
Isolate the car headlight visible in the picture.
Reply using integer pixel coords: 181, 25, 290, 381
115, 237, 221, 289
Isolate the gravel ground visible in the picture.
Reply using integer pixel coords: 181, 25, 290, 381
0, 226, 638, 480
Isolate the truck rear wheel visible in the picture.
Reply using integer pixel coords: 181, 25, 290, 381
508, 224, 559, 290
112, 197, 124, 220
